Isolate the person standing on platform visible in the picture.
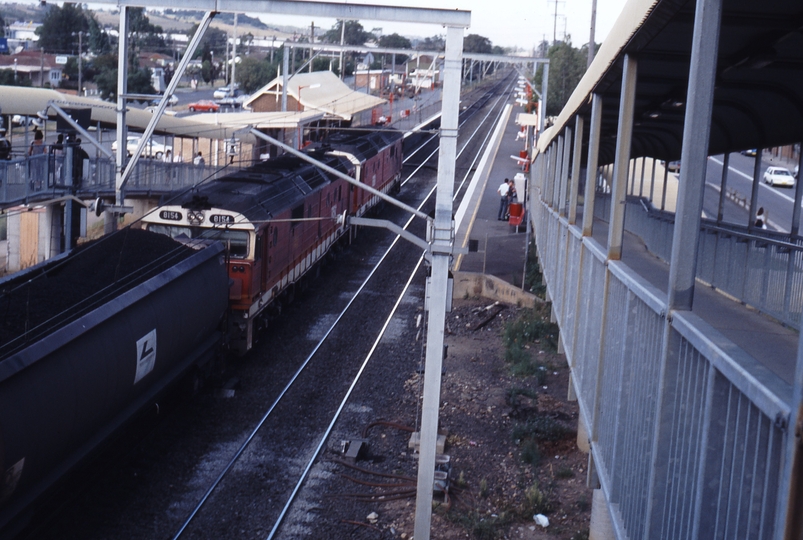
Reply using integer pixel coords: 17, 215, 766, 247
193, 151, 205, 166
71, 137, 89, 189
28, 129, 45, 156
508, 181, 517, 204
497, 178, 510, 220
0, 129, 9, 187
28, 129, 46, 189
0, 129, 10, 161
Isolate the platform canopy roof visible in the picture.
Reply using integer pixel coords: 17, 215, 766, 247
537, 0, 803, 165
243, 71, 386, 121
0, 86, 256, 142
186, 109, 326, 129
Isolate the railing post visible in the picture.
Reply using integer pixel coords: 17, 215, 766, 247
568, 115, 584, 225
748, 149, 762, 230
583, 94, 602, 237
791, 148, 803, 236
717, 152, 729, 224
647, 0, 723, 537
607, 54, 637, 261
559, 128, 572, 217
547, 141, 558, 207
552, 135, 564, 209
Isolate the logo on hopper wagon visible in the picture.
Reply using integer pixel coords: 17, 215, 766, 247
134, 329, 157, 384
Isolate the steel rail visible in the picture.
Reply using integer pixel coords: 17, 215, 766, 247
169, 75, 515, 539
266, 76, 516, 538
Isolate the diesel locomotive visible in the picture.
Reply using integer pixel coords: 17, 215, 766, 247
140, 127, 404, 354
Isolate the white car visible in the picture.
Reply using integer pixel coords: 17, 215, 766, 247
150, 95, 179, 107
112, 136, 169, 159
213, 86, 240, 99
11, 115, 44, 128
762, 166, 795, 187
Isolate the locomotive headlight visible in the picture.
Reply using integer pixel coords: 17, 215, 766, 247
186, 211, 205, 225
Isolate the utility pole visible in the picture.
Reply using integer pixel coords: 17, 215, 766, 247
78, 31, 83, 95
588, 0, 598, 67
339, 19, 345, 80
549, 0, 564, 45
231, 12, 238, 88
310, 22, 315, 73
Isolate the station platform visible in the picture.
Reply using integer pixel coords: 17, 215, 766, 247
454, 101, 531, 288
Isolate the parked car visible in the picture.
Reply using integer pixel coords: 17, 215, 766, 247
11, 115, 43, 128
187, 100, 220, 113
112, 135, 169, 159
213, 86, 240, 99
762, 166, 795, 187
741, 148, 757, 157
150, 95, 179, 106
661, 160, 681, 173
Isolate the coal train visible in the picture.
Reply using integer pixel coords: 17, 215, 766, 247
0, 127, 404, 535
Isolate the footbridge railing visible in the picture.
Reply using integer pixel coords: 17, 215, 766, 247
0, 155, 239, 207
592, 193, 803, 330
534, 190, 794, 540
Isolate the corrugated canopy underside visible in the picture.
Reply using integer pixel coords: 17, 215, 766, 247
539, 0, 803, 166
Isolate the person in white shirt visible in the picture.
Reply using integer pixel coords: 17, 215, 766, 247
193, 152, 205, 166
497, 179, 511, 220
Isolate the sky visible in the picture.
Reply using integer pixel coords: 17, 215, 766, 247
257, 0, 630, 51
1, 0, 629, 52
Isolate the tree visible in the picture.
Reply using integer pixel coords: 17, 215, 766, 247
128, 7, 165, 52
0, 12, 6, 38
417, 35, 445, 51
241, 32, 255, 54
378, 33, 411, 64
235, 56, 276, 94
463, 34, 492, 54
379, 33, 411, 50
0, 70, 33, 86
535, 38, 586, 117
95, 65, 154, 101
36, 3, 90, 53
322, 20, 372, 45
88, 17, 113, 55
189, 24, 227, 58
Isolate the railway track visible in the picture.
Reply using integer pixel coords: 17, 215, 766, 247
17, 72, 519, 540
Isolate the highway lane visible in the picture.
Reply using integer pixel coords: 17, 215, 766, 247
705, 151, 801, 232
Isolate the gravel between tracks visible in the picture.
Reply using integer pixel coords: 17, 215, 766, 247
293, 296, 593, 540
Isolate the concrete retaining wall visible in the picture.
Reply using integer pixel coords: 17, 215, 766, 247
452, 270, 541, 308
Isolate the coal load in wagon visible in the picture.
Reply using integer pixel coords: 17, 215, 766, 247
0, 228, 196, 358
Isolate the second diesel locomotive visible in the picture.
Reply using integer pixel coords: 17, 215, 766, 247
141, 128, 404, 354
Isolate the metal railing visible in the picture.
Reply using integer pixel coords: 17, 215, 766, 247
534, 191, 793, 540
0, 155, 239, 206
592, 192, 803, 330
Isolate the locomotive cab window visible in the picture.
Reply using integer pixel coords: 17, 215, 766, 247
144, 224, 249, 258
201, 229, 249, 258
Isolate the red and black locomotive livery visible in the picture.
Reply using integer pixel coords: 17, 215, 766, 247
141, 128, 404, 353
